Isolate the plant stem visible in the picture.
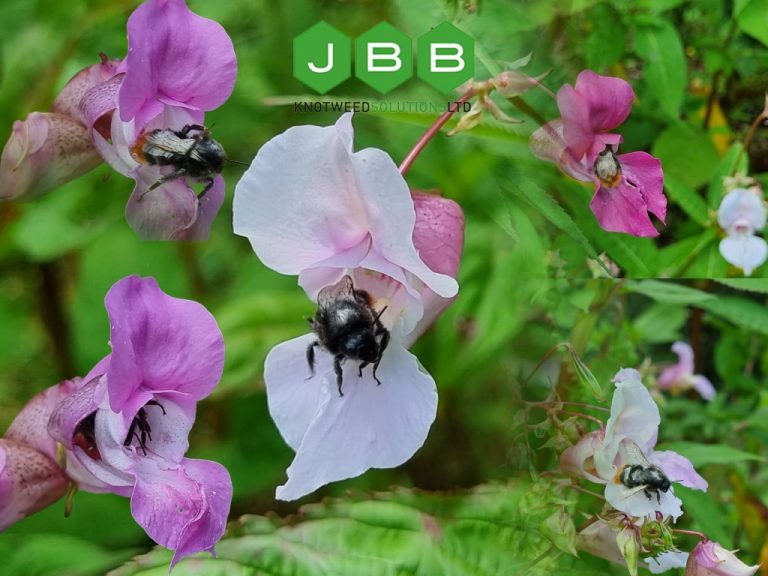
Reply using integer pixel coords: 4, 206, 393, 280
399, 88, 476, 177
733, 107, 768, 175
673, 528, 708, 540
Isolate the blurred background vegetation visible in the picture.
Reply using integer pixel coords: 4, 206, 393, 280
1, 0, 768, 574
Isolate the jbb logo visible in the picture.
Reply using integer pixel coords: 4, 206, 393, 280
293, 22, 474, 94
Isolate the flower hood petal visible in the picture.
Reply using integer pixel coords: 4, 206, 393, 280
651, 450, 708, 491
103, 275, 225, 415
119, 0, 237, 130
233, 113, 458, 299
718, 188, 766, 232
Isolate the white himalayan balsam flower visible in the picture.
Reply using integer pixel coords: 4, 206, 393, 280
561, 369, 708, 520
717, 187, 767, 276
233, 113, 464, 501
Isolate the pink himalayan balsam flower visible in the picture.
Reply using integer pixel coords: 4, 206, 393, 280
687, 541, 759, 576
529, 70, 667, 237
561, 369, 707, 520
1, 0, 236, 240
48, 275, 231, 567
233, 113, 463, 500
717, 187, 767, 276
658, 342, 715, 400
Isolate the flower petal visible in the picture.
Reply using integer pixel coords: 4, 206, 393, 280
53, 57, 120, 124
718, 188, 766, 232
103, 275, 225, 415
688, 541, 760, 576
646, 550, 689, 573
233, 114, 370, 272
651, 450, 708, 491
572, 70, 634, 133
125, 170, 199, 240
171, 175, 225, 241
692, 375, 716, 401
0, 439, 69, 531
119, 0, 237, 130
529, 120, 592, 182
273, 343, 437, 501
264, 334, 334, 451
130, 457, 232, 565
719, 233, 767, 276
560, 429, 605, 484
557, 83, 594, 158
169, 458, 232, 567
5, 379, 81, 462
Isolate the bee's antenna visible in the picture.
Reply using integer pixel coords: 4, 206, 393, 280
227, 159, 251, 167
374, 305, 389, 321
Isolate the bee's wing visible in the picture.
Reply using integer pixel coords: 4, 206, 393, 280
145, 131, 191, 155
317, 275, 355, 309
621, 485, 649, 499
621, 438, 653, 467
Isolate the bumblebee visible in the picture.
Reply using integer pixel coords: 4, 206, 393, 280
73, 411, 100, 461
131, 124, 226, 199
594, 147, 622, 188
123, 400, 167, 456
306, 275, 390, 397
616, 440, 671, 503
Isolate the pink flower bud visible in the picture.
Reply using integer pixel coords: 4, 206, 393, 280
686, 541, 759, 576
0, 112, 101, 200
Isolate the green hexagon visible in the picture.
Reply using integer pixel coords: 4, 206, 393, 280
355, 22, 413, 94
293, 22, 351, 94
417, 22, 474, 94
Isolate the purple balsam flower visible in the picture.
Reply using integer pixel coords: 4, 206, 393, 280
529, 70, 667, 237
717, 187, 767, 276
2, 0, 236, 241
561, 369, 707, 520
658, 342, 715, 400
233, 113, 463, 501
49, 275, 231, 566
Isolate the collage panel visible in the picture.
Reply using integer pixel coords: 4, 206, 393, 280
0, 0, 767, 575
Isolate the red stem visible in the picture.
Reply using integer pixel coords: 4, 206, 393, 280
399, 88, 476, 176
673, 529, 708, 540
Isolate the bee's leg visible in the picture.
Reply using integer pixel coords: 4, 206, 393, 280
139, 168, 187, 201
197, 177, 215, 200
179, 124, 207, 137
145, 399, 167, 415
371, 329, 389, 386
357, 362, 369, 378
305, 341, 319, 380
333, 354, 345, 397
123, 418, 139, 448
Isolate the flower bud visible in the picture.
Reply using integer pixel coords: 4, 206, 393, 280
686, 541, 759, 576
0, 112, 101, 200
617, 525, 641, 576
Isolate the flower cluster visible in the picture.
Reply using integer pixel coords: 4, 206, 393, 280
559, 368, 758, 575
1, 275, 232, 568
717, 185, 767, 276
233, 113, 464, 501
0, 0, 237, 240
529, 70, 667, 237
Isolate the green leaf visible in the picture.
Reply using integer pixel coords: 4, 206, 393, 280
652, 125, 720, 190
624, 280, 715, 305
598, 234, 655, 277
735, 0, 768, 47
707, 142, 749, 207
715, 279, 768, 293
585, 4, 626, 71
657, 441, 764, 466
112, 482, 568, 576
633, 303, 688, 343
673, 486, 733, 549
634, 20, 687, 118
698, 295, 768, 336
663, 175, 711, 227
506, 179, 602, 265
